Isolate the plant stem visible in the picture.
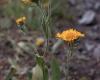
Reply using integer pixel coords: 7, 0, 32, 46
65, 43, 73, 80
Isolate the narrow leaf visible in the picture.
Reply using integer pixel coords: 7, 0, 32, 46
51, 58, 60, 80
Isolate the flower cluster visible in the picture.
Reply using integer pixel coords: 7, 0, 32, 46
56, 29, 84, 42
16, 16, 26, 25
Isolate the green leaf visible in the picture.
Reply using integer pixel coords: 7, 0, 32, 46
43, 66, 48, 80
32, 64, 43, 80
51, 58, 60, 80
36, 54, 44, 68
36, 55, 49, 80
27, 71, 32, 80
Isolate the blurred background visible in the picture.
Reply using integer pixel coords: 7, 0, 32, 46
0, 0, 100, 80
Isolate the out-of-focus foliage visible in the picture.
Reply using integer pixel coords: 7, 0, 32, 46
3, 0, 65, 30
4, 0, 25, 17
51, 58, 60, 80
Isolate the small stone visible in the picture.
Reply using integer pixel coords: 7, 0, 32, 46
94, 3, 100, 11
94, 76, 100, 80
93, 45, 100, 61
87, 30, 98, 39
18, 41, 26, 49
17, 41, 33, 53
78, 10, 96, 25
89, 69, 95, 76
85, 41, 95, 51
68, 0, 76, 6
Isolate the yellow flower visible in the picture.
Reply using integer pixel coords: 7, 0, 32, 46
16, 16, 26, 25
35, 38, 45, 46
56, 29, 84, 42
21, 0, 32, 5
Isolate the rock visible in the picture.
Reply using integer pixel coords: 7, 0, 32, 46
94, 76, 100, 80
78, 10, 96, 25
85, 1, 93, 9
89, 69, 95, 76
18, 42, 27, 49
76, 54, 90, 61
93, 45, 100, 61
17, 41, 34, 54
94, 3, 100, 11
68, 0, 76, 6
85, 41, 96, 51
87, 30, 98, 39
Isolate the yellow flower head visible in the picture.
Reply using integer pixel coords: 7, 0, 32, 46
56, 29, 84, 42
21, 0, 32, 5
35, 38, 45, 46
16, 16, 26, 25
